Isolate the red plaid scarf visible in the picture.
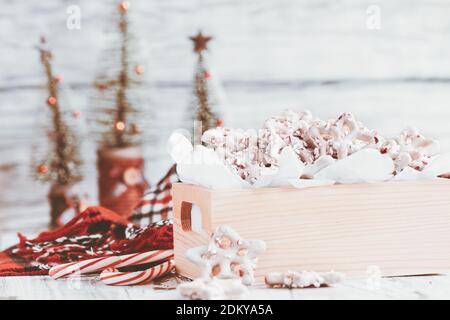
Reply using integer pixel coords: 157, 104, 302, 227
0, 165, 179, 277
129, 165, 179, 226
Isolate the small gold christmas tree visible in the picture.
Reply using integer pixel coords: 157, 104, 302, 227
91, 1, 148, 217
31, 36, 83, 228
189, 31, 224, 136
32, 36, 82, 187
92, 1, 144, 149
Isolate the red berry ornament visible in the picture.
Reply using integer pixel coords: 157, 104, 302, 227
38, 164, 48, 174
47, 96, 57, 106
215, 118, 224, 127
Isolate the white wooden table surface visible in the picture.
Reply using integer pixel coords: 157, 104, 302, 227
1, 274, 450, 300
2, 0, 450, 300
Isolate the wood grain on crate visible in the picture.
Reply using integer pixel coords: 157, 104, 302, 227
172, 180, 450, 280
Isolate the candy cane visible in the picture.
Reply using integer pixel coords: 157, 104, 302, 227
49, 249, 173, 280
99, 259, 174, 286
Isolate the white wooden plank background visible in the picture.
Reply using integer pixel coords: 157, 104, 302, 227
1, 0, 450, 299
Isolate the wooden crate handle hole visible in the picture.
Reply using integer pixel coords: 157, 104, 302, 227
180, 201, 203, 233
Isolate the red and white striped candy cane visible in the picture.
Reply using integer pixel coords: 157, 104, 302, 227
99, 259, 175, 286
49, 249, 173, 280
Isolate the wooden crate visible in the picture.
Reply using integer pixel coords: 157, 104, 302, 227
172, 180, 450, 281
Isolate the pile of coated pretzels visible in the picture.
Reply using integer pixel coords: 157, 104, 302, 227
202, 110, 439, 183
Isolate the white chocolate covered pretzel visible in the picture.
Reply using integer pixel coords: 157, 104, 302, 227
186, 225, 266, 286
265, 270, 344, 288
178, 278, 248, 300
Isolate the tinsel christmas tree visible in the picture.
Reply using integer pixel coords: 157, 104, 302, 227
91, 1, 148, 217
188, 31, 224, 137
91, 1, 144, 149
31, 36, 83, 227
32, 37, 82, 187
